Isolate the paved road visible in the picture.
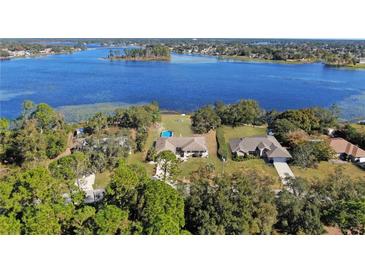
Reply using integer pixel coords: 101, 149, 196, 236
273, 161, 295, 184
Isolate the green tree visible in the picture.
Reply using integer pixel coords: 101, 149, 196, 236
45, 131, 67, 159
135, 180, 185, 235
49, 152, 88, 181
0, 215, 21, 235
105, 160, 140, 209
0, 118, 11, 159
185, 172, 277, 235
22, 204, 62, 235
271, 118, 298, 143
328, 199, 365, 235
275, 179, 324, 235
10, 119, 47, 164
94, 205, 130, 235
86, 112, 109, 135
21, 100, 36, 120
292, 141, 335, 168
191, 105, 221, 133
275, 109, 320, 133
156, 150, 180, 182
71, 206, 96, 235
228, 99, 262, 126
31, 103, 63, 132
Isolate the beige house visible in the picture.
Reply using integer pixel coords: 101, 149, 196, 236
329, 138, 365, 163
229, 135, 292, 162
155, 136, 208, 159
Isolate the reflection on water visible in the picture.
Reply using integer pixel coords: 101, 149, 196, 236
1, 47, 365, 119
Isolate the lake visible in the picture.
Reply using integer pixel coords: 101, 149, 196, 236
1, 47, 365, 120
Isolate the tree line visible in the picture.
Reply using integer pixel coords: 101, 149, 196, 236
1, 99, 364, 235
191, 101, 342, 167
1, 161, 363, 235
108, 45, 170, 60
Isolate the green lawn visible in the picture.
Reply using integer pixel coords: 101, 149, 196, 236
351, 123, 365, 134
160, 114, 193, 136
127, 126, 159, 176
94, 171, 112, 189
291, 161, 365, 181
221, 125, 267, 141
175, 124, 279, 186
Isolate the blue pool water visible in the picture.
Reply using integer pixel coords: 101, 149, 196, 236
1, 47, 365, 119
161, 130, 173, 137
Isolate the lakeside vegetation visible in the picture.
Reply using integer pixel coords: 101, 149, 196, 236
107, 45, 170, 61
1, 95, 364, 235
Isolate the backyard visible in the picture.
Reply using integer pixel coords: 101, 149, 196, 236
291, 161, 365, 181
176, 122, 280, 186
125, 115, 364, 186
160, 114, 193, 136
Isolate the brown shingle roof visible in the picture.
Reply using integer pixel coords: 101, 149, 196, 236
329, 138, 365, 157
229, 135, 292, 158
155, 136, 208, 154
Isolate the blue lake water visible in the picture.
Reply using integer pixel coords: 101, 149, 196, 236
1, 47, 365, 119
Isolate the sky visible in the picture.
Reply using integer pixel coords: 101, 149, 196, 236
1, 0, 365, 39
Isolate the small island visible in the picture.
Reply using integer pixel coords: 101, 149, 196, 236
107, 45, 171, 61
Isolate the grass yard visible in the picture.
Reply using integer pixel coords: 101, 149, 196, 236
160, 114, 193, 136
221, 125, 267, 141
127, 126, 159, 176
94, 170, 112, 189
127, 114, 193, 176
351, 123, 365, 134
177, 125, 280, 186
291, 161, 365, 181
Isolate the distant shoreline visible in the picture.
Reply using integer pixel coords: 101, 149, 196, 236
0, 49, 83, 61
216, 55, 365, 69
217, 55, 317, 65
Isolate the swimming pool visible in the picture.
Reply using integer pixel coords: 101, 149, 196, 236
161, 130, 173, 137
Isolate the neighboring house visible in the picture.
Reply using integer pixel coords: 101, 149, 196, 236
359, 57, 365, 64
74, 127, 85, 137
329, 138, 365, 163
229, 135, 292, 163
155, 136, 208, 159
72, 136, 130, 153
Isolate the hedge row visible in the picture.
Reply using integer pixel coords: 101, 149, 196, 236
216, 127, 228, 161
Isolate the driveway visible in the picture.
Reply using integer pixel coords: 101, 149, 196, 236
273, 160, 295, 184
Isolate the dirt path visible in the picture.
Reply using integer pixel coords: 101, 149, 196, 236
52, 132, 73, 162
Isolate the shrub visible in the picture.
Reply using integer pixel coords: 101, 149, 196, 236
146, 145, 157, 162
232, 153, 257, 161
216, 128, 228, 161
135, 127, 148, 152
